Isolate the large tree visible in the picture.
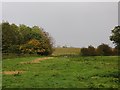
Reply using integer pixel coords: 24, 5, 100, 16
2, 22, 19, 53
110, 26, 120, 55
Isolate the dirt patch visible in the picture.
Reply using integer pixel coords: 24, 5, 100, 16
1, 71, 25, 75
20, 57, 54, 64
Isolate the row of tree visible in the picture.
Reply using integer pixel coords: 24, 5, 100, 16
1, 21, 53, 55
81, 44, 118, 56
81, 26, 120, 56
1, 21, 120, 56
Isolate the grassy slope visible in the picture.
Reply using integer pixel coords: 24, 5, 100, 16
52, 48, 80, 56
2, 56, 119, 88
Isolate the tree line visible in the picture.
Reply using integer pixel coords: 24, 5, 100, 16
1, 21, 120, 56
81, 44, 118, 56
81, 26, 120, 56
1, 21, 53, 55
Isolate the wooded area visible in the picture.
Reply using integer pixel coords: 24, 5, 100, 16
1, 21, 53, 56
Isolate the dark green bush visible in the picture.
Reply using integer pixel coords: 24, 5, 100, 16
81, 45, 96, 56
96, 44, 112, 56
81, 44, 114, 56
81, 48, 89, 56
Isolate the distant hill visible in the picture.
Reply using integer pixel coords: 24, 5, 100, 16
52, 47, 80, 56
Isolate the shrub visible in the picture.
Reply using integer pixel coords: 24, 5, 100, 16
8, 45, 21, 54
20, 39, 42, 54
96, 44, 112, 56
81, 44, 114, 56
81, 46, 96, 56
81, 48, 89, 56
112, 47, 119, 56
87, 45, 96, 56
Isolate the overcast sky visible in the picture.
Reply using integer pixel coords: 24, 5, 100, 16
2, 2, 118, 47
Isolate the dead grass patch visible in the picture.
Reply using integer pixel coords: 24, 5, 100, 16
20, 57, 54, 64
1, 70, 25, 75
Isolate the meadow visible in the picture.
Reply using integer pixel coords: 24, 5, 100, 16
52, 47, 80, 56
2, 48, 119, 88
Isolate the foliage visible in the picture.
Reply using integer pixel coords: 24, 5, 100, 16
110, 26, 120, 55
112, 46, 119, 56
2, 22, 20, 53
87, 45, 96, 56
2, 21, 53, 55
81, 45, 96, 56
96, 44, 112, 56
20, 39, 42, 54
81, 48, 89, 56
81, 44, 115, 56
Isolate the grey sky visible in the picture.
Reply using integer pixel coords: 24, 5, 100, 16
2, 2, 118, 47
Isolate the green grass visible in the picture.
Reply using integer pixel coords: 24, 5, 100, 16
2, 56, 119, 88
2, 53, 41, 59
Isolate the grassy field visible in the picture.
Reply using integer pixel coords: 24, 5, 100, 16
2, 55, 119, 88
52, 48, 80, 56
